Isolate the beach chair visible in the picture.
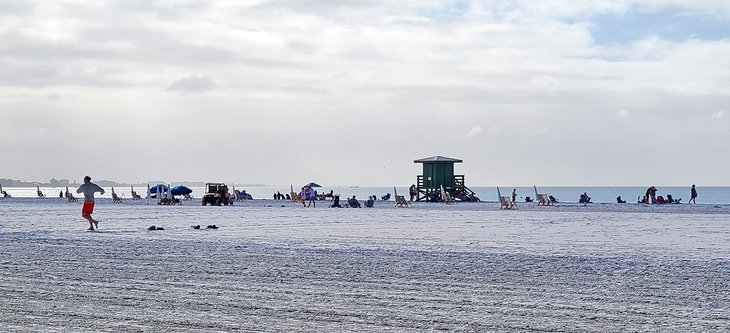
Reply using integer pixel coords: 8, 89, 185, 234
395, 195, 411, 207
37, 186, 46, 198
131, 191, 142, 200
111, 188, 123, 204
66, 192, 78, 202
393, 186, 411, 207
499, 196, 517, 210
536, 193, 552, 206
440, 185, 455, 205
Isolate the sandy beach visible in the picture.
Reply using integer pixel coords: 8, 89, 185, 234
1, 199, 728, 332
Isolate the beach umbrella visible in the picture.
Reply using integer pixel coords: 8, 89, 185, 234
302, 182, 321, 189
148, 184, 169, 194
171, 185, 192, 196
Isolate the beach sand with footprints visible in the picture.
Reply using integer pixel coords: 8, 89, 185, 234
1, 199, 729, 331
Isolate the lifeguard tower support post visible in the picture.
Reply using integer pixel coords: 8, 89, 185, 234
414, 155, 475, 202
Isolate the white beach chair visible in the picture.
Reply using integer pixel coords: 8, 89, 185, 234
111, 188, 123, 204
536, 193, 552, 206
395, 195, 411, 207
440, 185, 455, 205
499, 196, 517, 210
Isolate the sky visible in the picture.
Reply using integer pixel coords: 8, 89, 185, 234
1, 0, 729, 187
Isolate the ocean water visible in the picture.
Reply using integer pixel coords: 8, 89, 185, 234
3, 185, 726, 204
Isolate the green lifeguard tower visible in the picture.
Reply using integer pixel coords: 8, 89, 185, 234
414, 155, 476, 202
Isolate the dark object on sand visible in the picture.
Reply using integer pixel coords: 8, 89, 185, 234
206, 225, 218, 229
579, 193, 592, 204
617, 196, 626, 203
192, 225, 201, 229
147, 225, 164, 231
525, 196, 533, 203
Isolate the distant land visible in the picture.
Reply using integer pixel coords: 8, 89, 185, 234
0, 178, 267, 188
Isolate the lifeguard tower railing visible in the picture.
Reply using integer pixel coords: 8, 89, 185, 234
416, 175, 474, 201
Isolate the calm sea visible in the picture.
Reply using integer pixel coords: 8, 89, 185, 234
2, 185, 726, 204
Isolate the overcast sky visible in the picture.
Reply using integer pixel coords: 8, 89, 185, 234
1, 1, 729, 186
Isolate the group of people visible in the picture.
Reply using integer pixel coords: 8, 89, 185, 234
637, 185, 697, 204
299, 186, 318, 207
272, 191, 291, 200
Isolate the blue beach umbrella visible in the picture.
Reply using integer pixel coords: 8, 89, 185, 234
148, 184, 169, 194
171, 185, 193, 196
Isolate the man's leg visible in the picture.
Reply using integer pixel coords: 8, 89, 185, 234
82, 213, 94, 230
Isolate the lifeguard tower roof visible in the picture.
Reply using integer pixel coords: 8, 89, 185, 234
413, 156, 463, 163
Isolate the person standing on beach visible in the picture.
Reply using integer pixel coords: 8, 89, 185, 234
409, 184, 417, 202
76, 176, 105, 230
511, 189, 517, 203
690, 185, 698, 204
310, 189, 317, 207
300, 187, 307, 207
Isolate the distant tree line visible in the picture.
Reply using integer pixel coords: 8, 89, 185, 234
0, 178, 267, 188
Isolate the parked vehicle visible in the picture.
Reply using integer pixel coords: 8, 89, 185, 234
202, 183, 231, 206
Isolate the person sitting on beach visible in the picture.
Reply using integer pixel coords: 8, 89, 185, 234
579, 193, 591, 204
2, 191, 9, 198
666, 194, 681, 204
549, 195, 557, 203
525, 196, 533, 203
616, 196, 626, 203
656, 195, 667, 204
365, 197, 374, 208
348, 196, 361, 208
331, 195, 342, 208
381, 193, 391, 201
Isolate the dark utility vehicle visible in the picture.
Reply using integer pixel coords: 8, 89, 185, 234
202, 183, 231, 206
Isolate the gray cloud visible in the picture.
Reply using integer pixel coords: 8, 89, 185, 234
167, 75, 215, 93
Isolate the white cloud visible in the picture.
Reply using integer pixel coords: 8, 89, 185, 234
711, 110, 726, 119
615, 109, 630, 120
467, 126, 483, 136
167, 75, 215, 94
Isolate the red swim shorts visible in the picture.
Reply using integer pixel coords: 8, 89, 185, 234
82, 201, 95, 214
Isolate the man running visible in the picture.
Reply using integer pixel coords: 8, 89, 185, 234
76, 176, 105, 230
